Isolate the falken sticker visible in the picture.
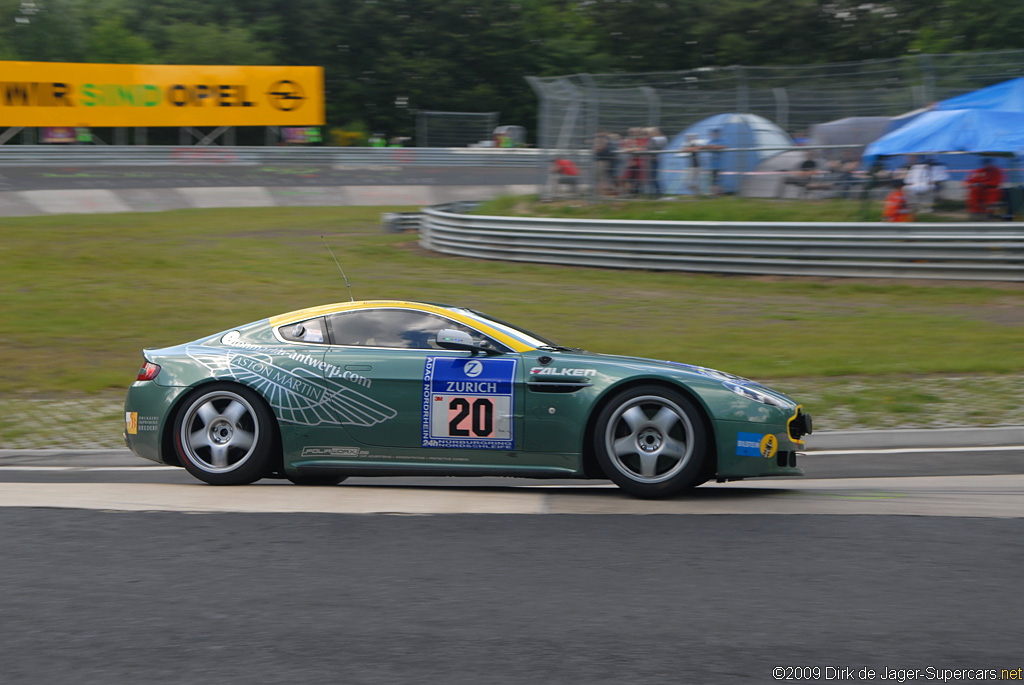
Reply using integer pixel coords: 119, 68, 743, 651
736, 431, 779, 459
187, 346, 396, 427
422, 356, 517, 450
529, 367, 596, 377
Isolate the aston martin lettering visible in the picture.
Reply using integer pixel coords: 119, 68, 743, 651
187, 345, 396, 428
423, 357, 516, 450
530, 367, 596, 377
231, 355, 324, 402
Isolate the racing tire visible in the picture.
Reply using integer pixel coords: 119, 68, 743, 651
285, 474, 348, 486
173, 383, 277, 485
594, 385, 707, 499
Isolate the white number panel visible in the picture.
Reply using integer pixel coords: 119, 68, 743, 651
422, 357, 517, 450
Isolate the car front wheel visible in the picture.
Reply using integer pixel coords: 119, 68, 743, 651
594, 386, 707, 498
173, 383, 277, 485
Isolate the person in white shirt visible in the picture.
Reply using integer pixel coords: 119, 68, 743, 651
903, 156, 941, 214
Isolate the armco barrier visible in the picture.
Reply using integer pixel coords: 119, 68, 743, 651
0, 145, 541, 167
420, 204, 1024, 281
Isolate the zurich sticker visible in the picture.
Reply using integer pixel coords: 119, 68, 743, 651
422, 357, 517, 450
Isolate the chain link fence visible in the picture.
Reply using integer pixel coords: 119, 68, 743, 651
415, 110, 499, 148
527, 50, 1024, 200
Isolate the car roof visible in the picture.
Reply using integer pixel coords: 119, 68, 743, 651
267, 300, 537, 352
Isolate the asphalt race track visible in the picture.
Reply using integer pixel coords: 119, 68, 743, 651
2, 444, 1023, 684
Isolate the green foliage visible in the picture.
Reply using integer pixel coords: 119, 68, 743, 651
3, 0, 1023, 139
162, 24, 275, 65
85, 14, 156, 64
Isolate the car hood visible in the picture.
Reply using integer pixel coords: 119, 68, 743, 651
548, 349, 753, 383
533, 349, 798, 407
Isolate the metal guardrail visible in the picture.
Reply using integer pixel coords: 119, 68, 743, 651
420, 205, 1024, 281
0, 145, 542, 167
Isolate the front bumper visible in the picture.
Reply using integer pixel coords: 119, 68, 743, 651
714, 419, 806, 479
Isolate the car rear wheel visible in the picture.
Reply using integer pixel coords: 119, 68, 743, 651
173, 383, 276, 485
594, 385, 707, 499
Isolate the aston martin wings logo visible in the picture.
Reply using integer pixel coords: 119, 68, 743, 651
186, 346, 396, 427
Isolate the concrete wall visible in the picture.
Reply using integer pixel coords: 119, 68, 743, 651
0, 184, 537, 217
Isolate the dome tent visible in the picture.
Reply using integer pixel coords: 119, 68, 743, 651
660, 113, 793, 195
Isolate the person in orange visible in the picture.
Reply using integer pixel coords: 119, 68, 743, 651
548, 157, 581, 196
964, 157, 1005, 219
882, 184, 914, 222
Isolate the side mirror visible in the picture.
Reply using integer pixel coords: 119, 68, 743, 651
435, 329, 501, 355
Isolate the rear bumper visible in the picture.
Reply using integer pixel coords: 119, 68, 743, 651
123, 381, 188, 465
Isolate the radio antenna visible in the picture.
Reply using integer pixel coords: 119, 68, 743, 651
321, 235, 354, 302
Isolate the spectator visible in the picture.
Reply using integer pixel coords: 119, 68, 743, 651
783, 151, 821, 198
593, 132, 617, 196
646, 127, 668, 196
903, 155, 934, 214
929, 157, 949, 196
607, 133, 623, 185
548, 157, 580, 196
705, 128, 726, 196
833, 154, 862, 198
964, 157, 1004, 219
618, 127, 649, 195
679, 133, 703, 195
882, 183, 914, 222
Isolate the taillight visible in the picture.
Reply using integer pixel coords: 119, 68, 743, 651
136, 361, 161, 381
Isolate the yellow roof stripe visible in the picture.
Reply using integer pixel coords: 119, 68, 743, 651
268, 300, 535, 352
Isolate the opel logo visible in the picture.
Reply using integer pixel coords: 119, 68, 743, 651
267, 80, 305, 111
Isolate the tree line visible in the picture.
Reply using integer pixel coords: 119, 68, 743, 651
2, 0, 1021, 141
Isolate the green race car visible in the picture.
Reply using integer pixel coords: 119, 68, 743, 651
124, 300, 811, 498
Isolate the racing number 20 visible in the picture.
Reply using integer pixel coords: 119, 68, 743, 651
448, 397, 494, 437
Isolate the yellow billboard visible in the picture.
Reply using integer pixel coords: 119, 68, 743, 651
0, 62, 324, 127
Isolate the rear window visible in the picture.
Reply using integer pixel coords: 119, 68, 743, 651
278, 317, 327, 344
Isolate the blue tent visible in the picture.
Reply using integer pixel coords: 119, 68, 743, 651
934, 77, 1024, 113
865, 77, 1024, 159
864, 108, 1024, 158
659, 113, 792, 195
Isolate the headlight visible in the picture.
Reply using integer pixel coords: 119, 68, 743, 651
722, 381, 787, 408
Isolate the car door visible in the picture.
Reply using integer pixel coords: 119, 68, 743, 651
320, 308, 523, 452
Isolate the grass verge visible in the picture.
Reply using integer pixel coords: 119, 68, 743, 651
473, 195, 969, 222
2, 204, 1022, 446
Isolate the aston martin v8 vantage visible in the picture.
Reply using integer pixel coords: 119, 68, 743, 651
124, 300, 811, 498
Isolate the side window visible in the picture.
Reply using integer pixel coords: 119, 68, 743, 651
326, 309, 506, 351
278, 316, 327, 344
